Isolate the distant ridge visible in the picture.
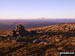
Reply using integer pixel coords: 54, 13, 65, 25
0, 19, 75, 30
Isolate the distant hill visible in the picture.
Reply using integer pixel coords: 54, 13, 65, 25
0, 19, 75, 30
0, 22, 58, 30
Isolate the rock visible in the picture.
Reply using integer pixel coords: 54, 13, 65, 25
33, 39, 41, 44
7, 24, 30, 38
33, 39, 48, 44
30, 30, 37, 35
0, 35, 7, 42
15, 24, 25, 32
15, 24, 29, 36
5, 24, 37, 42
11, 30, 17, 37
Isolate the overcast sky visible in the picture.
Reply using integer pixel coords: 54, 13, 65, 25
0, 0, 75, 19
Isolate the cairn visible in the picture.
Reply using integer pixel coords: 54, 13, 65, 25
6, 24, 37, 42
6, 24, 29, 38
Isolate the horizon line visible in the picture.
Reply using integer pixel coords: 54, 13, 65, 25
0, 18, 75, 20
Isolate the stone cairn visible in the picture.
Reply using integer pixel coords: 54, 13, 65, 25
6, 24, 37, 42
12, 24, 29, 37
6, 24, 28, 40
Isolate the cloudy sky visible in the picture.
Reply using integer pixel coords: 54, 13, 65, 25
0, 0, 75, 19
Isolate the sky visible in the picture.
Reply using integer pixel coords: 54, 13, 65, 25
0, 0, 75, 19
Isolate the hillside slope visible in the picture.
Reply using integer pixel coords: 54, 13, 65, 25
0, 23, 75, 56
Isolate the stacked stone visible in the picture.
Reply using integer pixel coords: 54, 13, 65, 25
6, 24, 27, 38
6, 24, 37, 42
15, 24, 25, 36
